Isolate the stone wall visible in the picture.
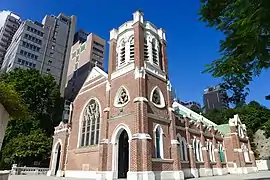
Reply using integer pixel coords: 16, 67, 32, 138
0, 103, 10, 150
254, 129, 270, 159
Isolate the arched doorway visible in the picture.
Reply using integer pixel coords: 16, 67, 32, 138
54, 144, 61, 175
118, 130, 129, 179
51, 142, 61, 176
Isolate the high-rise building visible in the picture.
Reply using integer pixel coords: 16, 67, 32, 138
73, 29, 89, 44
1, 13, 76, 96
0, 12, 21, 68
65, 33, 105, 101
203, 85, 228, 112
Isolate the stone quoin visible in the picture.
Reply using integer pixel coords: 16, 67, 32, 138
47, 11, 258, 180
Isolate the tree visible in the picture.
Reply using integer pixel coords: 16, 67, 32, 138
0, 69, 64, 136
199, 0, 270, 105
266, 95, 270, 100
0, 81, 27, 119
0, 69, 64, 168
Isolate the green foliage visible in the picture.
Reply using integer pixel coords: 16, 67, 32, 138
199, 0, 270, 104
0, 81, 27, 119
1, 129, 51, 167
0, 69, 64, 168
204, 101, 270, 158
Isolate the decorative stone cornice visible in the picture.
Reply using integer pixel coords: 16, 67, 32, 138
132, 133, 152, 140
171, 139, 180, 145
103, 107, 110, 112
133, 97, 148, 103
100, 139, 109, 144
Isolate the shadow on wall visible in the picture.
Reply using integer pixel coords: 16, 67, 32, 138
65, 61, 95, 102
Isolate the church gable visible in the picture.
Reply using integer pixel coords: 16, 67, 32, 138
77, 66, 108, 97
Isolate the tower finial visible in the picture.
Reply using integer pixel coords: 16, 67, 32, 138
133, 10, 144, 23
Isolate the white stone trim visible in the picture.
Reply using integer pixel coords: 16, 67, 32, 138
111, 62, 135, 80
134, 66, 146, 79
153, 171, 184, 180
145, 62, 166, 81
127, 171, 155, 180
171, 139, 179, 145
152, 158, 173, 163
150, 86, 166, 108
113, 86, 130, 108
110, 123, 132, 178
132, 133, 152, 140
133, 97, 148, 103
77, 97, 102, 148
199, 168, 213, 177
65, 170, 98, 179
78, 81, 107, 96
110, 29, 118, 40
167, 80, 172, 91
103, 107, 110, 112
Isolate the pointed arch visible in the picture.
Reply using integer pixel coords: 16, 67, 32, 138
154, 124, 164, 159
128, 36, 134, 61
77, 97, 101, 147
150, 86, 165, 108
114, 86, 130, 108
181, 137, 188, 161
117, 38, 126, 67
176, 133, 183, 161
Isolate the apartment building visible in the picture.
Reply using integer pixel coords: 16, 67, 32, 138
0, 12, 21, 68
73, 29, 89, 44
1, 13, 76, 96
65, 32, 105, 101
203, 85, 228, 112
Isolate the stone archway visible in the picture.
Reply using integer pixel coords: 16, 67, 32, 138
111, 124, 132, 179
51, 142, 62, 176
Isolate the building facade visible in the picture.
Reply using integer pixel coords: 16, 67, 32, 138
203, 85, 228, 113
47, 11, 257, 180
65, 33, 106, 101
1, 13, 76, 96
0, 12, 21, 68
73, 29, 89, 44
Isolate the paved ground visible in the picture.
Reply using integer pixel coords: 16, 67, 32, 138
8, 171, 270, 180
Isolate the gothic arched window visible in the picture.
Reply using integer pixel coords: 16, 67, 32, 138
181, 137, 188, 161
114, 86, 130, 107
154, 125, 164, 159
218, 143, 225, 162
80, 99, 100, 147
150, 87, 165, 108
118, 39, 126, 67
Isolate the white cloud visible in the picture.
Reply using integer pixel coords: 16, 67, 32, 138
0, 10, 11, 29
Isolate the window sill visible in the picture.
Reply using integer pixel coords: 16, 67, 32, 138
195, 161, 204, 164
245, 161, 253, 164
74, 146, 99, 154
152, 158, 174, 163
181, 161, 189, 163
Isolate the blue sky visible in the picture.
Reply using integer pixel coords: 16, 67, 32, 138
1, 0, 269, 108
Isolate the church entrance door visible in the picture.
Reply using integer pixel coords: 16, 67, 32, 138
117, 130, 129, 179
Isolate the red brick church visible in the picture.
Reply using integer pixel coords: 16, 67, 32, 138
47, 11, 258, 180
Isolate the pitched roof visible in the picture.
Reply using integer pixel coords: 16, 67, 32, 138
217, 124, 230, 135
172, 101, 217, 126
